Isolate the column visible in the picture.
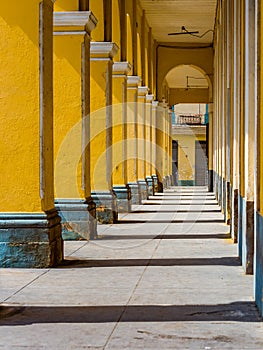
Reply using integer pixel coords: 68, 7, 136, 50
126, 76, 141, 204
238, 0, 257, 274
90, 42, 119, 224
0, 0, 63, 267
208, 104, 214, 192
151, 101, 159, 193
53, 11, 97, 241
156, 102, 166, 192
137, 86, 149, 201
168, 108, 173, 186
145, 94, 154, 195
112, 61, 132, 212
255, 0, 263, 316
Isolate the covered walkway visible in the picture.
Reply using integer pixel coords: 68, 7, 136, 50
1, 187, 262, 349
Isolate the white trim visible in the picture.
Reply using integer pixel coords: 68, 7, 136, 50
113, 61, 132, 75
90, 42, 119, 59
127, 76, 141, 87
138, 86, 149, 96
53, 12, 97, 33
53, 31, 87, 36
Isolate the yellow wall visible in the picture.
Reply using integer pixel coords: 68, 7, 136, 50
90, 0, 104, 41
54, 0, 78, 11
0, 0, 52, 212
53, 35, 84, 199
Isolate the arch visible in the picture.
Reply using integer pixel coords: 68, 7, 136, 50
112, 0, 121, 61
89, 0, 104, 41
137, 33, 142, 78
157, 45, 213, 102
126, 14, 133, 73
164, 64, 212, 106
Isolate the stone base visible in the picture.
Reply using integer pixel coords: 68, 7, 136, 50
255, 211, 263, 316
0, 209, 63, 268
162, 177, 167, 189
165, 175, 171, 187
208, 170, 214, 192
145, 176, 154, 196
238, 194, 254, 274
169, 174, 174, 186
55, 197, 97, 241
128, 182, 141, 205
152, 175, 159, 193
91, 190, 118, 224
113, 185, 132, 212
138, 180, 148, 201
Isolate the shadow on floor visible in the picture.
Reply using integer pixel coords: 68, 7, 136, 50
0, 302, 261, 325
98, 233, 230, 240
58, 257, 241, 268
116, 219, 225, 224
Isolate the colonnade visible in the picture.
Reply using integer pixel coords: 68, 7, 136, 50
212, 0, 263, 315
0, 0, 172, 268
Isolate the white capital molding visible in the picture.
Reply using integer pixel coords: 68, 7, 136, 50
152, 101, 159, 108
53, 11, 97, 34
90, 42, 119, 59
127, 76, 141, 87
113, 61, 132, 75
146, 94, 154, 103
138, 86, 149, 96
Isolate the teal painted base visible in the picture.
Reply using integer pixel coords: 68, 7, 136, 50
55, 197, 97, 241
178, 180, 194, 186
128, 183, 141, 205
255, 211, 263, 316
152, 175, 159, 193
208, 170, 213, 192
0, 209, 63, 268
138, 180, 148, 201
145, 176, 154, 196
91, 190, 118, 224
113, 185, 132, 212
230, 186, 238, 243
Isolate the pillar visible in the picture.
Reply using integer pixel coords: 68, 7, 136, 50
126, 76, 141, 204
112, 61, 132, 212
90, 42, 119, 224
0, 0, 63, 267
156, 102, 166, 192
137, 86, 149, 201
53, 11, 97, 241
145, 94, 154, 195
151, 101, 159, 193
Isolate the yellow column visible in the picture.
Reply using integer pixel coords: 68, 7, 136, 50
127, 76, 142, 204
156, 102, 166, 191
145, 94, 154, 195
53, 11, 97, 240
152, 101, 159, 192
137, 86, 149, 200
90, 42, 119, 223
0, 0, 63, 267
112, 61, 132, 212
255, 0, 263, 316
168, 108, 173, 186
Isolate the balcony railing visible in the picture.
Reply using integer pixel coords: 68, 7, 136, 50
172, 114, 208, 125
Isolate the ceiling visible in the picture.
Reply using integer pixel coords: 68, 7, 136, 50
139, 0, 217, 44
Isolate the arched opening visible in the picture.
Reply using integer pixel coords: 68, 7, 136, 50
112, 0, 121, 61
89, 0, 104, 41
126, 14, 133, 73
164, 65, 211, 187
137, 33, 142, 78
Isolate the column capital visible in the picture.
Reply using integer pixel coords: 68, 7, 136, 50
146, 94, 154, 103
152, 101, 159, 109
90, 42, 119, 59
127, 76, 141, 87
138, 86, 149, 97
53, 11, 97, 35
113, 61, 132, 76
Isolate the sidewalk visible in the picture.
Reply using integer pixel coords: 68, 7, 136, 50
0, 187, 262, 349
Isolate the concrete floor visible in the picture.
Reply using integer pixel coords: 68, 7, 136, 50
0, 187, 262, 349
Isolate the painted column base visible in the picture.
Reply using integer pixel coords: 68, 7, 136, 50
238, 194, 254, 274
217, 175, 222, 208
255, 211, 263, 317
138, 180, 148, 201
0, 209, 63, 268
128, 182, 141, 205
145, 176, 154, 196
230, 186, 239, 243
91, 191, 118, 224
169, 174, 174, 186
208, 169, 214, 192
112, 185, 132, 213
152, 175, 159, 193
55, 197, 97, 241
222, 180, 231, 225
162, 177, 167, 189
